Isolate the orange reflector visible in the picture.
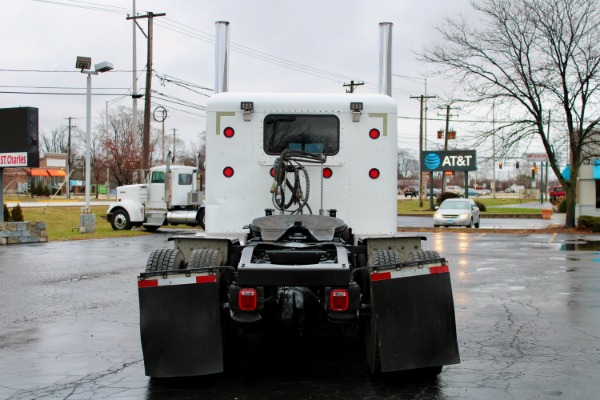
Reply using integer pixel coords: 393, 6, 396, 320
369, 168, 380, 179
238, 288, 257, 311
369, 129, 380, 139
223, 127, 235, 138
330, 289, 349, 311
223, 166, 234, 178
323, 167, 333, 179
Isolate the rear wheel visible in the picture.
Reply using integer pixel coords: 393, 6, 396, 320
188, 249, 222, 269
145, 249, 185, 272
196, 208, 206, 230
408, 249, 441, 263
111, 209, 131, 231
143, 225, 160, 232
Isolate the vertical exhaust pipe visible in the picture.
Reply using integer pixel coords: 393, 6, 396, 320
378, 22, 393, 96
214, 21, 230, 94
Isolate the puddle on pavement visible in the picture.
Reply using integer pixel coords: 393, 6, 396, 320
561, 240, 600, 251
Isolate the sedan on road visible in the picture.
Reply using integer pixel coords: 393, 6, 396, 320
433, 198, 481, 228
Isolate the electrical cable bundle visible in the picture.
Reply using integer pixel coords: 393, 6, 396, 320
271, 149, 326, 214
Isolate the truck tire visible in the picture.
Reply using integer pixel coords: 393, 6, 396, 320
366, 250, 402, 376
111, 208, 132, 231
196, 208, 206, 230
145, 249, 185, 272
407, 249, 441, 263
372, 249, 401, 267
188, 249, 222, 269
143, 225, 160, 232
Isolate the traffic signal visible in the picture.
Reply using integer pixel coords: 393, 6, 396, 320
516, 161, 520, 169
499, 162, 503, 169
531, 164, 537, 179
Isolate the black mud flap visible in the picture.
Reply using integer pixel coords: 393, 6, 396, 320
138, 271, 223, 378
370, 264, 460, 372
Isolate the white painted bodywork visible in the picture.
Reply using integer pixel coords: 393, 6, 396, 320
204, 92, 398, 241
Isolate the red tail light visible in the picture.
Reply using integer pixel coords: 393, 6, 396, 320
323, 167, 333, 179
223, 127, 235, 138
238, 288, 257, 311
223, 166, 234, 178
369, 168, 380, 179
330, 289, 349, 311
270, 167, 275, 177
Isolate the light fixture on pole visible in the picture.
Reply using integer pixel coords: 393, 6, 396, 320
76, 56, 113, 233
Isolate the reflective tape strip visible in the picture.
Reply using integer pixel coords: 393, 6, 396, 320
138, 274, 216, 288
371, 265, 448, 281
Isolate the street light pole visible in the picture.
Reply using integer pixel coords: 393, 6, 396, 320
76, 56, 113, 233
84, 71, 94, 214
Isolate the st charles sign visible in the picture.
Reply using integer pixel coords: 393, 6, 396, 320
421, 150, 477, 172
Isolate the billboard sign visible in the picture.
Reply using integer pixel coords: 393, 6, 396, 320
0, 152, 28, 167
0, 107, 39, 168
421, 150, 477, 172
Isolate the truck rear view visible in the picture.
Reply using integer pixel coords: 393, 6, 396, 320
136, 93, 460, 378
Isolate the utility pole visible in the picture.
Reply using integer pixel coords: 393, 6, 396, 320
127, 11, 166, 176
172, 128, 178, 163
438, 104, 458, 193
411, 95, 436, 208
343, 81, 364, 93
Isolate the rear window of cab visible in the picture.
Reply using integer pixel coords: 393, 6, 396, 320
263, 114, 339, 155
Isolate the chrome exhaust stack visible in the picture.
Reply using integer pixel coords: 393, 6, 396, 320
378, 22, 393, 96
214, 21, 230, 94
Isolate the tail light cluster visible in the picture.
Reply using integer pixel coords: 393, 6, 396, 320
229, 286, 264, 313
329, 289, 349, 311
326, 284, 361, 315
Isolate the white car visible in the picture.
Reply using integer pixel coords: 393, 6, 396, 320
433, 198, 481, 228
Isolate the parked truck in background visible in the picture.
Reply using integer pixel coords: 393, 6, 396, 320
106, 156, 205, 231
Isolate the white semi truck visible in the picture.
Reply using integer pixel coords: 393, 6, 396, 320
106, 157, 205, 231
136, 22, 460, 379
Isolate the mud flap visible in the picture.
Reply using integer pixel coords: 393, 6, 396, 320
138, 271, 223, 378
370, 265, 460, 372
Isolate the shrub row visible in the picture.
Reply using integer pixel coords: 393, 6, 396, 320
3, 203, 24, 222
577, 215, 600, 232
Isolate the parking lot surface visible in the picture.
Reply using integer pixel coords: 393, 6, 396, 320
0, 230, 598, 399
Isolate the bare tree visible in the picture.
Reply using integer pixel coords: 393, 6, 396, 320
41, 127, 70, 154
397, 149, 419, 179
421, 0, 600, 227
101, 106, 143, 186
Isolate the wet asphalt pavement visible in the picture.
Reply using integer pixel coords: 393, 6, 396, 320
1, 229, 599, 399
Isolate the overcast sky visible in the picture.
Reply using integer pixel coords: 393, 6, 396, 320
2, 0, 495, 162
